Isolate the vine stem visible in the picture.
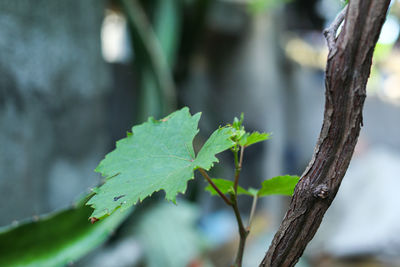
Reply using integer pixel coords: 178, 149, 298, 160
198, 168, 232, 206
247, 194, 258, 230
231, 145, 248, 267
233, 146, 244, 193
200, 145, 250, 267
231, 194, 249, 267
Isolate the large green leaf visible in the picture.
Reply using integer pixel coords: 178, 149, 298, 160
0, 200, 131, 267
87, 108, 235, 220
258, 175, 300, 197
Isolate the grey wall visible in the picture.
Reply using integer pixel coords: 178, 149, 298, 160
0, 0, 110, 225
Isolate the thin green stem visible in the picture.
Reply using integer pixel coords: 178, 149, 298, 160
233, 146, 244, 193
198, 168, 231, 206
239, 146, 244, 168
231, 145, 249, 266
247, 195, 258, 230
233, 146, 239, 166
230, 194, 249, 267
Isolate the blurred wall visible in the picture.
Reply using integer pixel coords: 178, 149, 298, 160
0, 0, 110, 225
179, 2, 302, 226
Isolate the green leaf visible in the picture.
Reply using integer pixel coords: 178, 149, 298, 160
194, 127, 235, 170
238, 131, 270, 147
205, 178, 252, 196
87, 108, 235, 220
232, 113, 244, 130
87, 108, 199, 219
0, 200, 131, 267
258, 175, 300, 197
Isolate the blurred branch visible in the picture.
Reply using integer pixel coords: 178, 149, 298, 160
260, 1, 391, 266
120, 0, 177, 117
176, 0, 211, 80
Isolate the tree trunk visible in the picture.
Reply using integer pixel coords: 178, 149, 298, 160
260, 1, 391, 266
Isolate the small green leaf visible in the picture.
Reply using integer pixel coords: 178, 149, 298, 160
205, 178, 252, 196
238, 131, 270, 147
258, 175, 299, 197
232, 113, 244, 130
194, 127, 235, 170
229, 113, 246, 143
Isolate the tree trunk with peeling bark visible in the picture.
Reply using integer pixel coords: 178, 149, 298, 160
260, 1, 391, 266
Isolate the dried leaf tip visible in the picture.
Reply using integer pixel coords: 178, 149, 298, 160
90, 217, 99, 224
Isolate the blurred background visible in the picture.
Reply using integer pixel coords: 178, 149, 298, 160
1, 0, 400, 266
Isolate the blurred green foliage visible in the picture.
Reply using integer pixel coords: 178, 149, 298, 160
247, 0, 292, 14
0, 195, 131, 267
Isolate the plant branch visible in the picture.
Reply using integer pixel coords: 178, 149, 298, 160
239, 146, 244, 168
260, 1, 391, 266
231, 145, 248, 266
198, 168, 231, 206
230, 194, 249, 267
233, 146, 244, 193
247, 194, 258, 230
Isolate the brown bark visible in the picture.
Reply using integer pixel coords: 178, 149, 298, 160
260, 1, 391, 266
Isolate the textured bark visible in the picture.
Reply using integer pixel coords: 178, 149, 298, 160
260, 1, 391, 266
